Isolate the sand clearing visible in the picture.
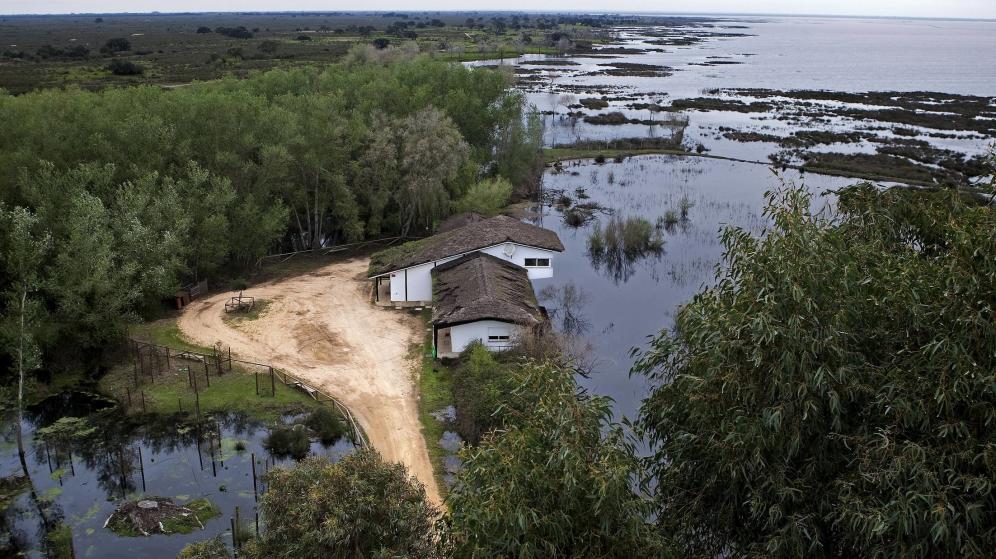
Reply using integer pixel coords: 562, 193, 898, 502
177, 257, 440, 504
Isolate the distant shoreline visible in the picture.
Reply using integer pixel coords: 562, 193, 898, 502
1, 11, 994, 23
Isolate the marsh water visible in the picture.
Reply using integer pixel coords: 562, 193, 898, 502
1, 390, 354, 558
510, 16, 996, 421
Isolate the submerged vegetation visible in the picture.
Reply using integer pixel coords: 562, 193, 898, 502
587, 215, 665, 283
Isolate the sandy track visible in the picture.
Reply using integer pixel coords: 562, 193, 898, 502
177, 257, 440, 504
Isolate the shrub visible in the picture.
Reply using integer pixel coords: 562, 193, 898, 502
451, 343, 515, 444
245, 451, 441, 558
178, 536, 231, 559
102, 37, 131, 53
304, 407, 346, 445
372, 38, 390, 49
196, 26, 212, 34
453, 178, 512, 216
107, 59, 144, 75
593, 154, 606, 164
215, 26, 253, 39
264, 424, 310, 459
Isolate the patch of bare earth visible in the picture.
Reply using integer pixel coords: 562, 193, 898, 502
177, 257, 440, 504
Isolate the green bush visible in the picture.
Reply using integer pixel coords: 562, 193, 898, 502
264, 424, 310, 459
451, 343, 515, 444
178, 536, 230, 559
107, 59, 143, 75
453, 178, 513, 216
305, 407, 346, 445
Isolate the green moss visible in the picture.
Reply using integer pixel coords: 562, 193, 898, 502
368, 235, 442, 276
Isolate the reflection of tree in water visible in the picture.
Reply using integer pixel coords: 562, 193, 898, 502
586, 215, 665, 284
539, 282, 591, 337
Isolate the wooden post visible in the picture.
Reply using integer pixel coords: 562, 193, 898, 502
270, 367, 275, 397
255, 371, 259, 396
165, 347, 171, 371
251, 453, 258, 501
235, 506, 241, 547
204, 357, 210, 378
205, 364, 210, 388
178, 398, 182, 413
141, 390, 147, 413
228, 347, 232, 372
231, 518, 238, 555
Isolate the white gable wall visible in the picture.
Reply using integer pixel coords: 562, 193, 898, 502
386, 243, 557, 303
449, 320, 520, 354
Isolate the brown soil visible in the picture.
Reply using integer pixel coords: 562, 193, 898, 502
177, 257, 440, 504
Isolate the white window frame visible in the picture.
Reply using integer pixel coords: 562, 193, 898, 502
523, 257, 551, 268
486, 327, 511, 343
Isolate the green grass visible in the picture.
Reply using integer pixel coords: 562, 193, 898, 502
131, 318, 214, 354
100, 360, 324, 422
162, 498, 221, 534
47, 524, 74, 559
414, 310, 455, 498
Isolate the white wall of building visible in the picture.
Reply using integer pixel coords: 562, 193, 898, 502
449, 320, 520, 354
386, 243, 557, 303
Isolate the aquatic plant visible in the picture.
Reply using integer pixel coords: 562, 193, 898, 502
305, 407, 346, 445
587, 215, 665, 283
264, 424, 310, 459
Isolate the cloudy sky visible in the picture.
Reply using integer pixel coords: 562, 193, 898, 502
3, 0, 996, 18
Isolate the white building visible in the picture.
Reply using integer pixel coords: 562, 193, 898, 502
369, 215, 564, 306
429, 252, 547, 358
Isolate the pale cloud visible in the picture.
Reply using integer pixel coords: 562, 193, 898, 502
2, 0, 995, 18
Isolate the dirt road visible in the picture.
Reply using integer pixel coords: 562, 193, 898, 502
177, 258, 440, 504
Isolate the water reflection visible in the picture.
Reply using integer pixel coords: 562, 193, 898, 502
2, 391, 355, 558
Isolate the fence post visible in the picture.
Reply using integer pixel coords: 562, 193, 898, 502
165, 347, 171, 371
270, 367, 275, 397
255, 371, 259, 396
251, 453, 258, 501
141, 390, 147, 413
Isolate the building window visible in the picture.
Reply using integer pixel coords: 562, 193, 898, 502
524, 257, 550, 268
487, 327, 511, 343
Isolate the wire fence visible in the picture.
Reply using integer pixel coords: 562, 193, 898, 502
125, 339, 368, 448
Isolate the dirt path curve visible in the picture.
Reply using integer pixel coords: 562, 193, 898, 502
177, 257, 440, 504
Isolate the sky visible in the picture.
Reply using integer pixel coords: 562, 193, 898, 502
2, 0, 996, 19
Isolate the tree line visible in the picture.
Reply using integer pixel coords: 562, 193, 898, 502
235, 177, 994, 559
0, 56, 542, 369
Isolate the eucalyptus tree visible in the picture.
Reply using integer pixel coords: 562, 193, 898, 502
447, 360, 665, 558
245, 450, 442, 559
634, 183, 996, 557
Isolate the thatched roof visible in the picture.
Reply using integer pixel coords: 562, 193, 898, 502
436, 212, 486, 233
369, 215, 564, 277
431, 252, 544, 328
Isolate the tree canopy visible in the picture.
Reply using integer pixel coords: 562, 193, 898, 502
245, 450, 442, 559
0, 57, 541, 370
633, 184, 995, 557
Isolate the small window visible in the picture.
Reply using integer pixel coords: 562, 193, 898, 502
524, 257, 551, 268
487, 327, 511, 343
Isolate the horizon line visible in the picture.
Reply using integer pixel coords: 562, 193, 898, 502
1, 10, 994, 22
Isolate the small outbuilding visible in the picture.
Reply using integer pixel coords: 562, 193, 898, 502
431, 252, 546, 358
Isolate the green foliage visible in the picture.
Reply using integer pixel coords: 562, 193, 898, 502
447, 360, 664, 558
304, 407, 346, 445
633, 184, 996, 557
34, 416, 97, 442
178, 536, 231, 559
453, 177, 513, 216
0, 58, 535, 370
245, 450, 442, 559
263, 424, 310, 460
450, 342, 515, 445
107, 59, 144, 76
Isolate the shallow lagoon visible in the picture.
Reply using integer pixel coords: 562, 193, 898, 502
531, 154, 855, 420
1, 391, 353, 558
